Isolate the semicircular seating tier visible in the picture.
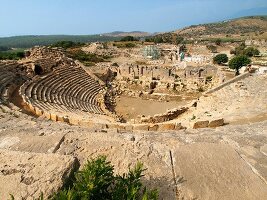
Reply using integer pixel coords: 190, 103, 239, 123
20, 66, 114, 124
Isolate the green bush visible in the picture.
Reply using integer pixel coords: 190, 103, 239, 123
213, 54, 228, 65
51, 41, 84, 49
0, 46, 10, 51
125, 43, 136, 48
120, 36, 139, 42
0, 51, 25, 60
53, 156, 158, 200
233, 43, 260, 57
243, 47, 260, 57
215, 38, 221, 46
113, 42, 136, 48
67, 50, 107, 64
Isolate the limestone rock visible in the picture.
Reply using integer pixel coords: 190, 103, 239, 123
209, 118, 224, 127
0, 149, 78, 199
157, 123, 175, 131
173, 143, 267, 200
193, 120, 209, 129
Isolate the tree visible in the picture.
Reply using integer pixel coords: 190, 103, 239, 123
154, 37, 164, 44
120, 36, 139, 42
234, 42, 246, 55
175, 36, 184, 45
213, 54, 228, 65
243, 47, 260, 57
229, 55, 251, 76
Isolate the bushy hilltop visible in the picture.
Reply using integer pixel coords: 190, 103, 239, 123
103, 31, 151, 37
145, 16, 267, 44
175, 16, 267, 37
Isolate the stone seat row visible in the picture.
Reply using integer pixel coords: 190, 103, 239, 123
20, 66, 106, 117
21, 79, 102, 111
0, 62, 19, 71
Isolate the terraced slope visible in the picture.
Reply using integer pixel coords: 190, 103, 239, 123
181, 73, 267, 126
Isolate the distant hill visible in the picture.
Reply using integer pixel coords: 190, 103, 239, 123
0, 35, 121, 48
1, 16, 266, 49
174, 16, 267, 38
103, 31, 151, 37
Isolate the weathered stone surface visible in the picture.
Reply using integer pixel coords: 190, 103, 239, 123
69, 117, 79, 125
193, 120, 209, 129
133, 124, 149, 131
173, 143, 267, 200
209, 118, 224, 127
0, 149, 78, 199
35, 107, 43, 116
157, 123, 175, 131
148, 124, 159, 131
50, 113, 57, 121
140, 107, 188, 123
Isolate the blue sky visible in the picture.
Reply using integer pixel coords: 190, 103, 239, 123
0, 0, 266, 37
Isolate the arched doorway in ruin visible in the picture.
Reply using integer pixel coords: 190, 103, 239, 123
34, 65, 44, 75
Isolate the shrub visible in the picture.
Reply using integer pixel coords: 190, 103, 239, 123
113, 42, 136, 48
125, 42, 136, 48
213, 54, 228, 65
175, 36, 184, 45
0, 51, 25, 60
53, 156, 158, 200
51, 41, 84, 49
120, 36, 139, 42
229, 55, 251, 75
215, 38, 221, 46
67, 50, 106, 63
0, 46, 10, 51
243, 47, 260, 57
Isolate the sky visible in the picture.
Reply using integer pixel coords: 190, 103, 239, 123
0, 0, 267, 37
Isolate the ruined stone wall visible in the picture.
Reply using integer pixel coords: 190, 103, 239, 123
139, 107, 188, 123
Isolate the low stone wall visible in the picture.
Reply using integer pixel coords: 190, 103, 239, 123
140, 107, 188, 123
193, 119, 224, 129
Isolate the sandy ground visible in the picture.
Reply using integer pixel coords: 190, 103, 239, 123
115, 95, 191, 120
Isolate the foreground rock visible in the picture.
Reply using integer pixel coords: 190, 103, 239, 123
0, 149, 78, 199
174, 143, 267, 200
58, 131, 267, 200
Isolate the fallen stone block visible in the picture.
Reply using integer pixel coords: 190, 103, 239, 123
193, 120, 209, 129
209, 118, 224, 127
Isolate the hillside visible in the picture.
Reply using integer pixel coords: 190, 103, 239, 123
174, 16, 267, 38
0, 35, 121, 48
103, 31, 151, 37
